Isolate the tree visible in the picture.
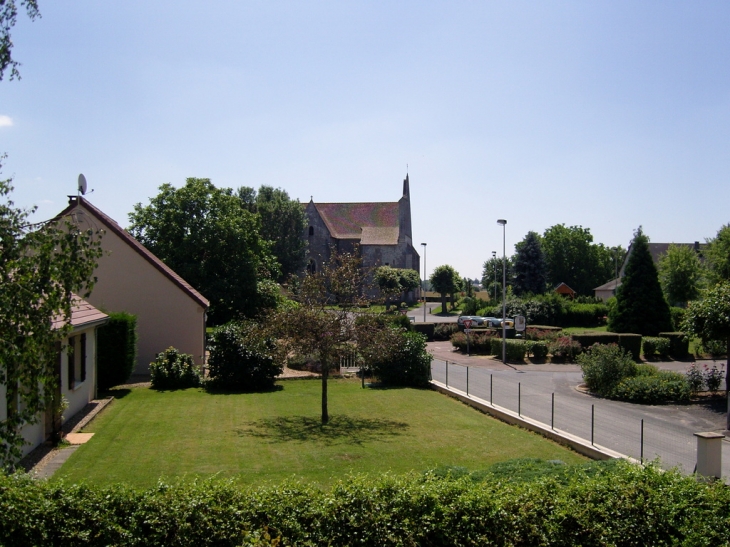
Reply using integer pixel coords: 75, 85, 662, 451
682, 281, 730, 429
430, 265, 460, 313
481, 255, 512, 302
237, 185, 307, 281
658, 244, 703, 306
542, 224, 616, 295
1, 165, 102, 468
704, 224, 730, 284
374, 266, 420, 310
608, 227, 672, 336
512, 231, 547, 296
0, 0, 40, 81
128, 178, 279, 325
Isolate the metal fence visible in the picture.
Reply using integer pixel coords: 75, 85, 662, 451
431, 358, 700, 474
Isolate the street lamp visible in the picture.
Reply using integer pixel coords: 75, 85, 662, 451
492, 251, 497, 302
421, 243, 427, 322
497, 220, 507, 364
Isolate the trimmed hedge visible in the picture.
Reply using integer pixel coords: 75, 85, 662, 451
570, 333, 642, 361
413, 322, 435, 341
658, 332, 689, 358
96, 311, 138, 390
613, 371, 691, 404
2, 463, 730, 546
642, 336, 670, 358
618, 334, 642, 362
433, 323, 459, 341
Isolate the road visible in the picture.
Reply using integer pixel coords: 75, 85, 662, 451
427, 341, 729, 478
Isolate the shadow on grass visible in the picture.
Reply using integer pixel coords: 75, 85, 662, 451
103, 388, 132, 400
204, 385, 284, 395
236, 415, 409, 445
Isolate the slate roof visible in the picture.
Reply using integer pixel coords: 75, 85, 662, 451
52, 295, 108, 330
56, 197, 210, 309
594, 278, 621, 291
313, 202, 399, 242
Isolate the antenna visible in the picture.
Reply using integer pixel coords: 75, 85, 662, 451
78, 173, 87, 196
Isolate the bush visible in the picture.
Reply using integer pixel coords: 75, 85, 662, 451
96, 311, 138, 390
206, 321, 283, 391
705, 363, 725, 392
548, 337, 582, 361
642, 336, 670, 358
150, 347, 201, 390
613, 371, 690, 404
578, 343, 636, 397
685, 362, 704, 393
451, 331, 495, 354
670, 306, 686, 330
528, 340, 549, 359
371, 331, 432, 387
618, 334, 642, 362
659, 332, 689, 358
563, 303, 609, 327
413, 322, 435, 341
697, 339, 727, 358
434, 323, 459, 341
505, 339, 528, 361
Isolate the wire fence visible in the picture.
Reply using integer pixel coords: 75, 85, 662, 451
431, 358, 702, 474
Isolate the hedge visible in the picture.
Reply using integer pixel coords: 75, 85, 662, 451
96, 311, 137, 390
412, 322, 435, 341
659, 332, 689, 358
571, 333, 642, 361
2, 462, 730, 546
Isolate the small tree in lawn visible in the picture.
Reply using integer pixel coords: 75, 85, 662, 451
682, 281, 730, 429
658, 243, 704, 307
608, 227, 672, 336
430, 265, 460, 314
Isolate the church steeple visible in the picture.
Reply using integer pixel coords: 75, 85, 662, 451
402, 173, 410, 199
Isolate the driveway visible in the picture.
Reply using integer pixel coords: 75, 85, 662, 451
410, 303, 459, 323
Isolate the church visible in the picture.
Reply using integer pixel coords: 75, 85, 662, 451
303, 174, 421, 287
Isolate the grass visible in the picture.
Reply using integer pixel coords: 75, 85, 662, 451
561, 326, 608, 334
56, 378, 585, 488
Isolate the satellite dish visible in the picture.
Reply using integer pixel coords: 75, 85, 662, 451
78, 174, 87, 195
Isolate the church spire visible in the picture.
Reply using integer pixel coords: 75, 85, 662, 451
402, 173, 410, 199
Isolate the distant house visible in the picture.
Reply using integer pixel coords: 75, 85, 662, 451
593, 278, 621, 302
0, 296, 108, 457
56, 197, 209, 374
554, 282, 577, 299
303, 174, 421, 299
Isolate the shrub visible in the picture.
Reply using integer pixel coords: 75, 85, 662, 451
618, 333, 642, 361
613, 372, 690, 404
525, 326, 562, 341
548, 337, 583, 361
371, 331, 432, 387
578, 343, 636, 397
642, 336, 670, 358
505, 339, 527, 361
670, 306, 686, 330
413, 322, 435, 341
659, 332, 689, 358
150, 347, 201, 390
563, 303, 608, 327
528, 341, 549, 359
685, 362, 704, 393
704, 363, 724, 393
450, 331, 467, 352
697, 339, 727, 358
434, 323, 459, 341
206, 321, 283, 391
96, 311, 138, 390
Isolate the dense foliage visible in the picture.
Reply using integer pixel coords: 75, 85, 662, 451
149, 347, 201, 390
430, 264, 461, 313
642, 336, 670, 358
0, 169, 102, 468
480, 293, 607, 328
2, 462, 730, 546
608, 227, 673, 336
704, 223, 730, 284
206, 321, 284, 391
512, 231, 547, 295
578, 343, 638, 397
128, 178, 279, 324
96, 312, 138, 390
374, 266, 421, 308
658, 243, 703, 306
370, 331, 432, 387
0, 1, 40, 81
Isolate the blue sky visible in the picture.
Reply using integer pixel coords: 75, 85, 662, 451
2, 1, 729, 280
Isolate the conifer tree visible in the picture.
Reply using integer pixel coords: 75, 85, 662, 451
513, 231, 547, 296
608, 227, 672, 336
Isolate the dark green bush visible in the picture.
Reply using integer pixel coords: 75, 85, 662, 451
371, 331, 432, 387
505, 339, 527, 361
206, 321, 283, 391
642, 336, 670, 358
433, 323, 459, 341
3, 462, 730, 546
697, 339, 727, 358
563, 302, 608, 327
613, 371, 690, 403
659, 332, 689, 358
618, 333, 642, 361
578, 343, 636, 397
150, 347, 201, 390
96, 311, 137, 390
412, 322, 435, 341
670, 306, 686, 330
528, 340, 549, 359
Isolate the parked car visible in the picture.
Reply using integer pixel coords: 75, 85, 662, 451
484, 317, 514, 328
457, 315, 485, 328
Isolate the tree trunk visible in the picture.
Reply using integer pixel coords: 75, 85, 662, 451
440, 294, 447, 315
726, 335, 729, 431
321, 365, 329, 424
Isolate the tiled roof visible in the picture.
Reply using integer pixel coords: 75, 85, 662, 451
55, 197, 210, 309
313, 202, 399, 240
594, 278, 621, 291
52, 295, 108, 330
360, 226, 399, 245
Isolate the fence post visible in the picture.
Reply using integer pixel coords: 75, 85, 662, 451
490, 374, 493, 405
518, 383, 521, 416
640, 419, 644, 463
591, 405, 596, 444
466, 366, 469, 396
551, 393, 554, 430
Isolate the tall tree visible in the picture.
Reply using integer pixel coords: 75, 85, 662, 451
430, 265, 460, 313
608, 227, 672, 336
0, 0, 40, 81
682, 281, 730, 429
481, 255, 512, 302
658, 244, 703, 306
512, 231, 547, 296
0, 164, 102, 468
704, 224, 730, 284
128, 178, 279, 325
238, 185, 307, 281
542, 224, 615, 295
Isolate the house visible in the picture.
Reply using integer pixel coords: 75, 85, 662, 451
0, 296, 108, 457
56, 197, 209, 374
554, 282, 577, 299
303, 174, 420, 298
593, 278, 621, 302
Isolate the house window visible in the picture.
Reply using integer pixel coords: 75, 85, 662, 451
309, 226, 314, 236
67, 334, 87, 389
67, 338, 75, 388
307, 259, 316, 274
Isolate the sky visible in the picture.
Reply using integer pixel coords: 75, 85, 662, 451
1, 1, 729, 280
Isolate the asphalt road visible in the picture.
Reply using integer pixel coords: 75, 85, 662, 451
428, 344, 729, 478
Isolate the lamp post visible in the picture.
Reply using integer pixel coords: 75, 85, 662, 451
497, 220, 507, 364
492, 250, 497, 302
421, 242, 427, 322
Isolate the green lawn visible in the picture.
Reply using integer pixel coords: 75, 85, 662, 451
56, 379, 585, 488
561, 326, 608, 334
